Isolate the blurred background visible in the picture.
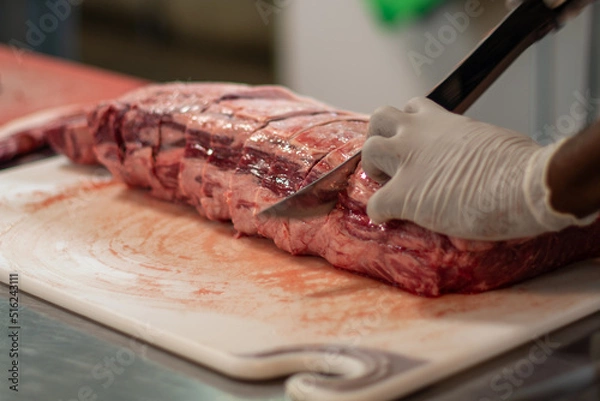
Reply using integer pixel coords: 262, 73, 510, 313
1, 0, 599, 141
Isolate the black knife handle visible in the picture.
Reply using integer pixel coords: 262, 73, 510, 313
427, 0, 559, 114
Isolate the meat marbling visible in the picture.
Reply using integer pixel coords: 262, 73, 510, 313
7, 82, 600, 297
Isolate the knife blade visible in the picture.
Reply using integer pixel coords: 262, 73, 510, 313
259, 0, 594, 220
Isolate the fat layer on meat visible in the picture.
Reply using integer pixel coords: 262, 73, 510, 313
30, 82, 600, 297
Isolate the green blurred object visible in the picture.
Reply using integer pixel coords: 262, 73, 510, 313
366, 0, 446, 25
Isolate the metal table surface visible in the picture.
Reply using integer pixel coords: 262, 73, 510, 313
2, 47, 600, 401
2, 281, 600, 401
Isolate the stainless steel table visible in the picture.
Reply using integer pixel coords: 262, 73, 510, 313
2, 283, 600, 401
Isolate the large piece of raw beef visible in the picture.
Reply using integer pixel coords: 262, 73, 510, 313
4, 82, 600, 296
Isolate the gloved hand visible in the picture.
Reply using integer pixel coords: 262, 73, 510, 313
362, 98, 598, 240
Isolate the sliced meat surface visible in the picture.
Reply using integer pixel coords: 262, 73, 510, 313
29, 82, 600, 297
1, 106, 91, 164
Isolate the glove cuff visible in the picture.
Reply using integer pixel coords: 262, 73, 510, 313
524, 138, 599, 232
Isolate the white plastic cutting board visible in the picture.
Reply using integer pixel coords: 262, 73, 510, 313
1, 157, 600, 401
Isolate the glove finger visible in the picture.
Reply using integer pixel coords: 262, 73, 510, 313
366, 175, 407, 224
362, 135, 402, 184
367, 105, 411, 139
404, 96, 448, 114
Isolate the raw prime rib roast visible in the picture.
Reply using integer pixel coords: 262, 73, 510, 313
4, 82, 600, 297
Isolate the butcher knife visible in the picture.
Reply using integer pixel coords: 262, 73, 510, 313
259, 0, 596, 219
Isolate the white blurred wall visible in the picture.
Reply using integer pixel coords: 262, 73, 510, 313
276, 0, 594, 139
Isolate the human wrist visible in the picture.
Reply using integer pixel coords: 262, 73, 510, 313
524, 139, 598, 231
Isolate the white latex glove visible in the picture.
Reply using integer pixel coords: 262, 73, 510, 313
362, 97, 598, 241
